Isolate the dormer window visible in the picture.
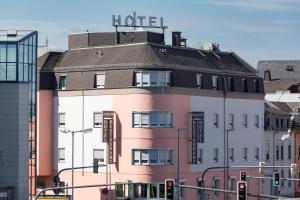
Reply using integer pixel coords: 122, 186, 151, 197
58, 75, 66, 90
212, 76, 218, 90
95, 73, 105, 88
242, 78, 248, 92
196, 74, 203, 89
135, 71, 171, 87
286, 65, 294, 72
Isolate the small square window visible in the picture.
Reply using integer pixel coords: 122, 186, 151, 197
58, 148, 65, 162
93, 149, 105, 163
94, 112, 102, 128
95, 73, 105, 88
58, 75, 66, 90
59, 113, 65, 127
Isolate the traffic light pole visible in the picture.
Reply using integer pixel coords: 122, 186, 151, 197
199, 165, 292, 199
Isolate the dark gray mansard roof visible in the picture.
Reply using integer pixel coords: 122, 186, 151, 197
40, 42, 256, 75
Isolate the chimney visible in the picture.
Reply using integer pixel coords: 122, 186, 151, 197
172, 32, 181, 47
201, 42, 220, 52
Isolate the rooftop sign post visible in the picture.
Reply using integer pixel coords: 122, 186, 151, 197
112, 11, 167, 44
112, 11, 167, 29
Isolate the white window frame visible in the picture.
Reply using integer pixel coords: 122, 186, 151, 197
197, 148, 203, 164
132, 149, 173, 166
228, 113, 234, 129
254, 147, 259, 160
58, 148, 65, 162
132, 111, 173, 128
212, 76, 218, 90
196, 74, 203, 89
213, 113, 219, 128
134, 71, 171, 87
213, 177, 220, 196
93, 112, 102, 128
213, 148, 218, 163
242, 148, 248, 161
229, 148, 234, 161
255, 115, 259, 128
58, 74, 66, 90
58, 113, 65, 127
95, 73, 105, 88
93, 149, 105, 164
242, 114, 248, 128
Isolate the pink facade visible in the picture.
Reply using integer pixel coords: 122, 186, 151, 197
38, 90, 54, 176
38, 91, 262, 199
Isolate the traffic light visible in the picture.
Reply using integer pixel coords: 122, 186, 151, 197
273, 171, 280, 186
93, 159, 99, 173
240, 171, 246, 181
237, 181, 247, 200
165, 179, 175, 200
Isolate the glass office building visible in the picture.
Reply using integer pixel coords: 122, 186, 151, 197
0, 30, 37, 200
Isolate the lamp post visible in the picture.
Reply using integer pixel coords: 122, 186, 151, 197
177, 127, 187, 200
225, 127, 234, 200
60, 128, 92, 200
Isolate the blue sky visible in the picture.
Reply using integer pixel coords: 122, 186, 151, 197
0, 0, 299, 67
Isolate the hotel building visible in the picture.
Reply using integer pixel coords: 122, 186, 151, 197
37, 30, 265, 199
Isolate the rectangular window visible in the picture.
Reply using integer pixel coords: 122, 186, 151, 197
254, 148, 259, 160
242, 148, 248, 161
213, 113, 219, 128
266, 142, 270, 161
213, 177, 220, 196
255, 115, 259, 128
196, 74, 203, 88
276, 145, 279, 160
242, 78, 248, 92
179, 180, 186, 199
58, 75, 66, 90
59, 113, 65, 127
228, 177, 236, 191
159, 184, 165, 198
95, 73, 105, 88
281, 145, 284, 160
212, 76, 218, 90
242, 114, 248, 128
93, 149, 105, 163
197, 148, 203, 164
0, 44, 6, 62
149, 183, 158, 198
93, 112, 102, 128
228, 113, 234, 129
254, 79, 259, 93
115, 183, 125, 198
276, 118, 279, 128
288, 144, 291, 159
132, 111, 173, 128
0, 63, 6, 81
213, 148, 218, 162
134, 71, 171, 87
58, 148, 65, 162
7, 63, 16, 81
281, 170, 284, 187
133, 149, 172, 165
281, 119, 284, 128
229, 148, 234, 161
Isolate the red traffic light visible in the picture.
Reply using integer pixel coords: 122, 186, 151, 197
239, 183, 245, 189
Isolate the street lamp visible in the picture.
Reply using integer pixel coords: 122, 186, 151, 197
177, 127, 187, 200
225, 127, 234, 200
60, 127, 92, 200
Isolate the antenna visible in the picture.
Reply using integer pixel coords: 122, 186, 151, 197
45, 36, 48, 47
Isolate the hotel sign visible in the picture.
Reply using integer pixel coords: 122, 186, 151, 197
103, 111, 114, 164
191, 112, 204, 164
112, 12, 167, 29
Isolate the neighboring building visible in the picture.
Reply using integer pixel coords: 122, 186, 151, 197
258, 60, 300, 197
37, 30, 265, 200
263, 101, 295, 197
0, 30, 38, 200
